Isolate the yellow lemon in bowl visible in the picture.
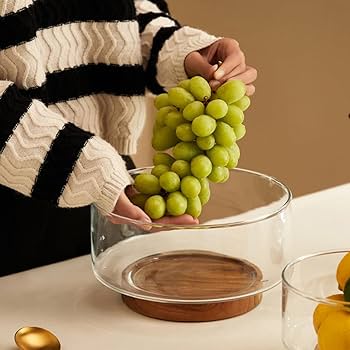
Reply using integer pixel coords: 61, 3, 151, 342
313, 294, 344, 332
336, 252, 350, 292
317, 309, 350, 350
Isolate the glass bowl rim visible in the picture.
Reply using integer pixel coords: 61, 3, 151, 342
107, 167, 292, 230
282, 249, 350, 306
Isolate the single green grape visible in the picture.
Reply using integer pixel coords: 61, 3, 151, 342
205, 99, 228, 119
186, 196, 202, 218
178, 79, 191, 91
233, 123, 246, 140
152, 126, 179, 151
155, 106, 177, 126
220, 167, 230, 183
213, 121, 236, 147
199, 177, 210, 192
182, 101, 205, 121
144, 195, 166, 220
164, 110, 186, 129
189, 76, 211, 102
222, 104, 244, 127
168, 87, 195, 110
206, 145, 229, 167
234, 95, 251, 111
154, 93, 170, 109
159, 171, 181, 192
198, 177, 210, 205
226, 147, 239, 169
230, 143, 241, 160
190, 154, 212, 178
216, 80, 246, 104
166, 191, 187, 216
180, 175, 201, 198
208, 166, 226, 183
130, 193, 149, 209
176, 123, 196, 142
170, 160, 191, 178
191, 115, 217, 137
153, 152, 175, 167
196, 135, 216, 151
151, 164, 170, 177
134, 174, 161, 195
172, 142, 202, 161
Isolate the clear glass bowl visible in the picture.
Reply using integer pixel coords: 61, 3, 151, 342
282, 250, 350, 350
91, 167, 292, 304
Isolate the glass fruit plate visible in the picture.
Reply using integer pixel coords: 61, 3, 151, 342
91, 167, 292, 321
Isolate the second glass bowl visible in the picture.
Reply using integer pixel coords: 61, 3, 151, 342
282, 250, 350, 350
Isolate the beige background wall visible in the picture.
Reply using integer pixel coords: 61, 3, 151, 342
134, 0, 350, 198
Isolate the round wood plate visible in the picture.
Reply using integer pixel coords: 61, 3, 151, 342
121, 250, 263, 322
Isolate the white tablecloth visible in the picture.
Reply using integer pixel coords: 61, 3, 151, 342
0, 184, 349, 350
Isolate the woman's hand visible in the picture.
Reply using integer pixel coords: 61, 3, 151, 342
108, 187, 199, 230
110, 190, 152, 226
184, 38, 257, 95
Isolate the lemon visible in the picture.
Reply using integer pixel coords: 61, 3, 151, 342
317, 309, 350, 350
313, 294, 344, 332
336, 252, 350, 291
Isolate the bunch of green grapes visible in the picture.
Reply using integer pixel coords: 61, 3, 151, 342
131, 76, 250, 220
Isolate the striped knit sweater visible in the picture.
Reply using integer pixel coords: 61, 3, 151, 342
0, 0, 217, 215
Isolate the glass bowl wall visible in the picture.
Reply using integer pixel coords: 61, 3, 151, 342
91, 167, 292, 304
282, 250, 350, 350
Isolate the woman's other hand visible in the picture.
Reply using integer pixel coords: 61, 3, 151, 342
184, 38, 257, 95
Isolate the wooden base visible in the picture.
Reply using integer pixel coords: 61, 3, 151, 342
122, 293, 262, 322
121, 250, 263, 322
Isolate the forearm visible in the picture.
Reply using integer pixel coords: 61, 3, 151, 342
0, 81, 132, 215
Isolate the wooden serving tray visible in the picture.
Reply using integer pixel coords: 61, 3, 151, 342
121, 250, 263, 322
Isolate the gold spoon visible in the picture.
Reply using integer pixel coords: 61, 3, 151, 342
14, 327, 61, 350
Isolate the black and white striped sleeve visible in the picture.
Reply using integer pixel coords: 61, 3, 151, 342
135, 0, 219, 94
0, 81, 132, 215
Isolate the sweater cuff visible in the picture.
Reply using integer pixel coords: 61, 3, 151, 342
113, 136, 138, 156
157, 26, 219, 89
95, 164, 133, 216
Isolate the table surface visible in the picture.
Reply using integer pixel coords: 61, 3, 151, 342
1, 183, 349, 350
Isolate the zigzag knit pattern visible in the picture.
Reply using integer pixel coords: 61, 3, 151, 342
0, 0, 218, 214
0, 0, 34, 16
